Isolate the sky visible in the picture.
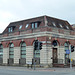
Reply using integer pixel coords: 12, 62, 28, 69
0, 0, 75, 33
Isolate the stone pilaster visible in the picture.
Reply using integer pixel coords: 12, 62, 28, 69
26, 46, 33, 64
58, 46, 65, 64
40, 45, 48, 65
14, 47, 20, 64
3, 48, 9, 65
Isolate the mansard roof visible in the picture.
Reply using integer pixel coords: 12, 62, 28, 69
2, 15, 73, 34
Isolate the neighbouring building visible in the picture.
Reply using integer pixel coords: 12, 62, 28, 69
72, 24, 75, 30
0, 15, 75, 67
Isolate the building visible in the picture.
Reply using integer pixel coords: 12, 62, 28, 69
0, 15, 75, 67
72, 24, 75, 30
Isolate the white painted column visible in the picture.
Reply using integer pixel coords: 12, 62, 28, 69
26, 46, 33, 64
40, 45, 48, 65
3, 48, 9, 65
14, 47, 20, 64
58, 46, 65, 64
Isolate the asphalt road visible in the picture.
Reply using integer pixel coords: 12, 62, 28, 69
0, 66, 75, 75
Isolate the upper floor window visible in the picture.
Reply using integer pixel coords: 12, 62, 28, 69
19, 25, 22, 29
59, 24, 63, 28
0, 44, 3, 58
9, 43, 14, 58
66, 26, 69, 29
52, 22, 56, 27
25, 24, 29, 28
8, 27, 13, 32
35, 23, 37, 28
32, 23, 34, 29
20, 42, 26, 58
8, 26, 15, 32
31, 23, 38, 29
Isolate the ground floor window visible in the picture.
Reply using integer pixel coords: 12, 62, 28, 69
0, 44, 3, 58
9, 43, 14, 58
20, 42, 26, 59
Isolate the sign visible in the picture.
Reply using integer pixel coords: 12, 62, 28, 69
66, 50, 70, 54
26, 61, 32, 64
71, 59, 72, 61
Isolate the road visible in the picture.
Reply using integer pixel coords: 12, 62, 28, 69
0, 66, 75, 75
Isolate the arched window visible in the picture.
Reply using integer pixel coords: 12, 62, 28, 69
20, 42, 26, 58
9, 43, 14, 58
0, 44, 3, 58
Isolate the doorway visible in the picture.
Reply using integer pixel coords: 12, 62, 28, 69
53, 48, 58, 64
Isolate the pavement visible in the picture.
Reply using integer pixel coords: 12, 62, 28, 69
0, 66, 75, 72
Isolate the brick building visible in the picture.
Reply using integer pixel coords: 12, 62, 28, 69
0, 15, 75, 67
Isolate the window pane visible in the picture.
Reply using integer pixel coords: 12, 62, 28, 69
35, 23, 37, 28
10, 27, 13, 32
10, 43, 14, 47
9, 51, 14, 54
21, 47, 26, 51
21, 55, 26, 58
32, 23, 34, 29
21, 51, 26, 54
9, 55, 14, 58
10, 48, 14, 51
9, 43, 14, 58
21, 43, 26, 46
0, 56, 3, 58
8, 28, 11, 32
0, 45, 3, 48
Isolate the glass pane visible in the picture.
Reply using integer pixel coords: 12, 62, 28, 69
10, 48, 14, 51
35, 54, 40, 58
0, 49, 3, 52
21, 43, 26, 46
21, 47, 26, 50
21, 51, 26, 54
0, 52, 3, 55
0, 45, 3, 48
65, 47, 69, 50
0, 55, 3, 58
9, 51, 14, 54
9, 55, 14, 58
35, 23, 37, 28
21, 55, 26, 58
32, 23, 34, 29
10, 43, 14, 47
8, 28, 11, 32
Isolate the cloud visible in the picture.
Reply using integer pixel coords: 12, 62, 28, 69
0, 0, 75, 33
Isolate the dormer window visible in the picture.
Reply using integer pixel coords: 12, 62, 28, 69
35, 23, 37, 28
52, 22, 56, 26
19, 25, 22, 29
59, 24, 63, 28
31, 22, 38, 29
25, 24, 29, 28
8, 27, 13, 32
66, 26, 69, 29
8, 26, 15, 32
32, 23, 34, 29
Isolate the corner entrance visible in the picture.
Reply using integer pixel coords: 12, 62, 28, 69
52, 48, 58, 64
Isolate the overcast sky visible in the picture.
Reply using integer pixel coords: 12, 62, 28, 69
0, 0, 75, 33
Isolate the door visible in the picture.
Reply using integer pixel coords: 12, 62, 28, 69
53, 48, 58, 63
